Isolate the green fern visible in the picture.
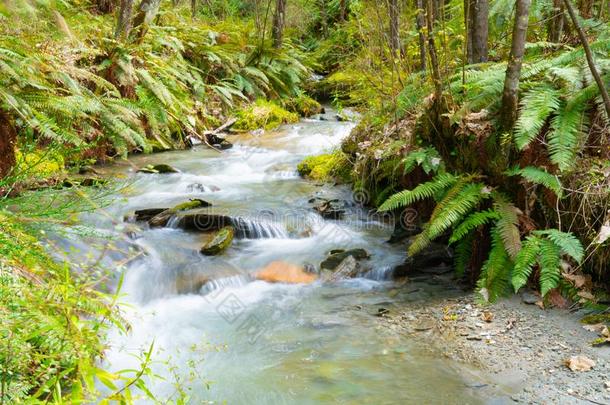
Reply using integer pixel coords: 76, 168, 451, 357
548, 100, 588, 171
511, 235, 541, 292
533, 229, 584, 263
477, 227, 513, 303
454, 232, 474, 276
449, 209, 500, 243
378, 172, 457, 212
506, 166, 563, 197
538, 238, 562, 296
514, 84, 561, 149
493, 194, 522, 260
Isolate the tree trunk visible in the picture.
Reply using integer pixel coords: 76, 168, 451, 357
416, 0, 427, 72
426, 0, 442, 98
471, 0, 488, 62
0, 111, 17, 179
465, 0, 474, 63
191, 0, 197, 18
115, 0, 135, 40
563, 0, 610, 118
548, 0, 564, 42
389, 0, 401, 55
96, 0, 116, 13
132, 0, 162, 42
272, 0, 287, 48
499, 0, 531, 130
339, 0, 346, 21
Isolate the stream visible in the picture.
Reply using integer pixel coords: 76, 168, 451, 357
69, 107, 507, 403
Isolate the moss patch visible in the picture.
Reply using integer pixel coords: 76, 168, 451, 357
285, 95, 323, 117
15, 148, 65, 179
234, 99, 299, 131
297, 151, 351, 182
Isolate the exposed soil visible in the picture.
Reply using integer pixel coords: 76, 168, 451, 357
377, 272, 610, 404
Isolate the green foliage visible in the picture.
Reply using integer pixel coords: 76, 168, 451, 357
284, 94, 323, 117
477, 228, 513, 303
234, 99, 299, 131
506, 166, 563, 197
378, 173, 457, 212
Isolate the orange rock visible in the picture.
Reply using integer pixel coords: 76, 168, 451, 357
256, 261, 317, 284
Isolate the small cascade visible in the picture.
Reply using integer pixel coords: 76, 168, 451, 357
364, 266, 395, 281
166, 215, 180, 229
200, 274, 252, 295
232, 217, 289, 239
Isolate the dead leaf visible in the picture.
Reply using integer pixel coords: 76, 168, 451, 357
578, 291, 595, 301
563, 272, 592, 289
535, 300, 545, 310
481, 311, 494, 323
583, 323, 606, 333
547, 288, 570, 309
565, 355, 595, 372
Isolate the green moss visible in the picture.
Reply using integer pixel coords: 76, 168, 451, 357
285, 95, 323, 117
200, 226, 234, 255
233, 99, 299, 131
297, 151, 351, 182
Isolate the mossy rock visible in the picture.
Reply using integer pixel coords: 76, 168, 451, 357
320, 248, 370, 270
285, 95, 323, 117
149, 199, 212, 227
233, 99, 299, 131
200, 226, 234, 256
297, 151, 351, 182
137, 164, 179, 174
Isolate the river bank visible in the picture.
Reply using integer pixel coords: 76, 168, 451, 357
376, 270, 610, 404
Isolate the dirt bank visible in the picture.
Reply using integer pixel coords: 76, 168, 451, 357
375, 272, 610, 404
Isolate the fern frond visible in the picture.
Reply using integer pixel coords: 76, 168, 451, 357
538, 238, 562, 296
449, 209, 500, 244
477, 227, 513, 303
514, 84, 561, 149
548, 101, 587, 171
534, 229, 584, 263
378, 173, 457, 212
454, 232, 474, 277
511, 235, 541, 292
493, 194, 522, 259
506, 166, 563, 197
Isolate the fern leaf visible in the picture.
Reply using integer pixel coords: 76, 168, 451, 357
493, 194, 522, 259
534, 229, 584, 263
548, 100, 587, 171
477, 227, 513, 303
454, 233, 474, 276
538, 238, 562, 296
511, 235, 541, 292
506, 166, 563, 197
449, 209, 500, 244
378, 173, 457, 212
514, 84, 561, 149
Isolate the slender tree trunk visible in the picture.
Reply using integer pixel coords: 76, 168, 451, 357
115, 0, 135, 40
132, 0, 162, 42
416, 0, 427, 72
465, 0, 474, 63
548, 0, 564, 42
191, 0, 197, 18
499, 0, 531, 130
426, 0, 442, 98
389, 0, 401, 55
97, 0, 116, 13
0, 111, 17, 179
471, 0, 488, 62
272, 0, 287, 48
563, 0, 610, 118
339, 0, 346, 21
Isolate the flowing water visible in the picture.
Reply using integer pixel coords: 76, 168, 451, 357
71, 108, 509, 403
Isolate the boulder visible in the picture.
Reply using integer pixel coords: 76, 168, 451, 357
133, 208, 168, 222
256, 261, 318, 284
137, 164, 179, 174
200, 226, 234, 255
207, 134, 233, 150
148, 199, 212, 227
311, 198, 347, 220
174, 211, 287, 239
392, 240, 454, 278
322, 255, 360, 281
320, 248, 370, 270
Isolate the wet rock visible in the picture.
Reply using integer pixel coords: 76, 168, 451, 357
200, 226, 234, 255
78, 165, 99, 175
137, 164, 179, 174
320, 248, 370, 270
311, 198, 347, 219
323, 255, 360, 280
133, 208, 168, 222
387, 220, 421, 244
149, 199, 212, 227
207, 134, 233, 150
256, 261, 318, 284
392, 241, 453, 278
175, 211, 287, 238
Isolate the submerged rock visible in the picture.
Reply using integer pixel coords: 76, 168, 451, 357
200, 226, 234, 255
133, 208, 168, 222
175, 211, 288, 238
207, 134, 233, 150
322, 255, 360, 281
320, 248, 370, 270
311, 198, 348, 219
256, 261, 317, 284
137, 164, 180, 174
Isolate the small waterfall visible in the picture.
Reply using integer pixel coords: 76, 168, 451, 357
232, 217, 289, 239
166, 215, 180, 229
364, 266, 395, 281
200, 274, 252, 295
